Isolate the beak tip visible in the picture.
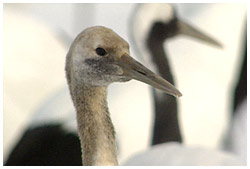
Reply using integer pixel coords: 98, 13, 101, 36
217, 43, 223, 49
176, 91, 182, 97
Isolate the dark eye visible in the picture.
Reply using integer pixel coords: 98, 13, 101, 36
96, 47, 107, 56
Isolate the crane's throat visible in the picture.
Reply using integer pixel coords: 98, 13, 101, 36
71, 85, 118, 166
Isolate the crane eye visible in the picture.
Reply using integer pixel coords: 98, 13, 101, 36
96, 47, 107, 56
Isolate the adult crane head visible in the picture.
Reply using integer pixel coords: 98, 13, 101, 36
131, 4, 222, 56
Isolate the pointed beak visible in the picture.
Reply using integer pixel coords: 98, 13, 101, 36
177, 20, 223, 48
117, 54, 182, 97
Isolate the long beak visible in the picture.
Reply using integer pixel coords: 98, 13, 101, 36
177, 20, 223, 48
117, 54, 182, 97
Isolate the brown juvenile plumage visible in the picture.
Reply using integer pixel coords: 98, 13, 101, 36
65, 26, 181, 165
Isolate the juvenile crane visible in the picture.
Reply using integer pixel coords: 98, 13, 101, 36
65, 26, 182, 165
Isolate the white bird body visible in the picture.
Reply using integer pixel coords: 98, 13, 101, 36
123, 142, 244, 166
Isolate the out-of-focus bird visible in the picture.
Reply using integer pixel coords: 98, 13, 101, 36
122, 4, 245, 166
130, 3, 222, 145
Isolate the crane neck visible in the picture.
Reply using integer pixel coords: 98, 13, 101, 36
146, 23, 183, 144
70, 84, 118, 166
146, 23, 175, 83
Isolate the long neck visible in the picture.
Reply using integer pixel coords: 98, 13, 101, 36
147, 23, 182, 145
70, 84, 118, 166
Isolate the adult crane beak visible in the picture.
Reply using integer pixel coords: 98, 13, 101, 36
177, 20, 223, 48
117, 54, 182, 97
